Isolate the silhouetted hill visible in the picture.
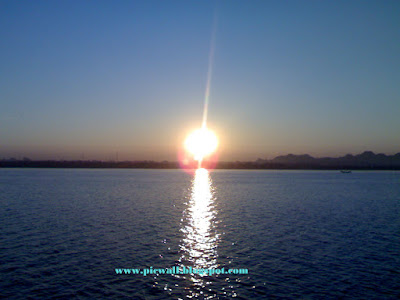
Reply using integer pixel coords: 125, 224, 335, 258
272, 154, 315, 164
253, 151, 400, 169
1, 151, 400, 169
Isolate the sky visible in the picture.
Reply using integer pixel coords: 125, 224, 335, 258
1, 0, 399, 161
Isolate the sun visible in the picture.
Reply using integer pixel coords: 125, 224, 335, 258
184, 127, 218, 161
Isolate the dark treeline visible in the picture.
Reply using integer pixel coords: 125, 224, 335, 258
0, 160, 178, 169
2, 151, 400, 169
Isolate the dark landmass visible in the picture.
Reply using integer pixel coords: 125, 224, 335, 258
0, 159, 178, 169
2, 151, 400, 169
249, 151, 400, 170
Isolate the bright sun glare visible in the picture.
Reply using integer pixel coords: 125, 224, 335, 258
185, 128, 218, 161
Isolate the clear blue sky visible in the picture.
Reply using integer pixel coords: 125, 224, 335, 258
1, 0, 399, 160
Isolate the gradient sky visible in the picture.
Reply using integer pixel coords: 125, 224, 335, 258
1, 0, 399, 161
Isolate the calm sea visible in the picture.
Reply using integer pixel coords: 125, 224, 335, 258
1, 169, 399, 299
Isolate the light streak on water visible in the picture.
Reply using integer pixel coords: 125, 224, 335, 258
179, 168, 219, 298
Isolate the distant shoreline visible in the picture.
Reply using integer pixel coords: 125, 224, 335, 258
2, 151, 400, 170
1, 167, 400, 171
1, 162, 400, 171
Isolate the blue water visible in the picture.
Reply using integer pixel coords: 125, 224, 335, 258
0, 169, 399, 299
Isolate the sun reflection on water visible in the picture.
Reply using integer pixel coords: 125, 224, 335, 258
179, 168, 219, 297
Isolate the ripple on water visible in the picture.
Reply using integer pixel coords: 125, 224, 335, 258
0, 169, 399, 299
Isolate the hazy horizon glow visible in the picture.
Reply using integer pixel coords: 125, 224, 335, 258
1, 1, 400, 161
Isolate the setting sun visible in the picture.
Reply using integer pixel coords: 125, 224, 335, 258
184, 128, 218, 161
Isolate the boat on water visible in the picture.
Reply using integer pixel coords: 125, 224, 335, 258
340, 170, 352, 173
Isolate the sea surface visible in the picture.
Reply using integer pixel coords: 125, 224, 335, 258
0, 169, 399, 299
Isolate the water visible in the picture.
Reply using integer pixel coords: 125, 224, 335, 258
1, 169, 399, 299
